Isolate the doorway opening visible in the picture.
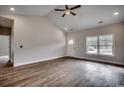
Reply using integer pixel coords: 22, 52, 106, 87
0, 16, 14, 68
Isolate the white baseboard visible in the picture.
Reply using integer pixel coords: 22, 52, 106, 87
14, 55, 124, 67
14, 56, 65, 67
69, 56, 124, 66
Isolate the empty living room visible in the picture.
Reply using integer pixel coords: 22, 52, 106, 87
0, 4, 124, 88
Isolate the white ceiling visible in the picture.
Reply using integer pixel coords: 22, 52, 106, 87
0, 5, 124, 32
0, 5, 57, 16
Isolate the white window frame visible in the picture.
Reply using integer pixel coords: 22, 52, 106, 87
86, 34, 114, 56
86, 36, 98, 55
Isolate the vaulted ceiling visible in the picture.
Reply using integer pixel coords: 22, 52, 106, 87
0, 5, 124, 32
48, 5, 124, 32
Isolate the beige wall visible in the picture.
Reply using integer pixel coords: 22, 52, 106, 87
67, 22, 124, 65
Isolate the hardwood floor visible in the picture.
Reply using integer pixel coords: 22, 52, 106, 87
0, 56, 11, 68
0, 57, 124, 87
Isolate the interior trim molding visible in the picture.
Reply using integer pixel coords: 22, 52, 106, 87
68, 56, 124, 67
14, 55, 124, 67
14, 55, 66, 67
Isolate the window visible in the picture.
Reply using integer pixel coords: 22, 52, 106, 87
86, 37, 98, 54
68, 40, 74, 45
86, 34, 113, 56
99, 35, 113, 55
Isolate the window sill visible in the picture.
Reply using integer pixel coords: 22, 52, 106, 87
86, 53, 114, 57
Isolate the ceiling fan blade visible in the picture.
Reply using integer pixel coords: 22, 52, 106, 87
55, 9, 65, 11
62, 13, 66, 17
71, 12, 76, 16
65, 5, 69, 9
70, 5, 81, 10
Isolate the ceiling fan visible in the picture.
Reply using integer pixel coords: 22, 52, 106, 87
55, 5, 81, 17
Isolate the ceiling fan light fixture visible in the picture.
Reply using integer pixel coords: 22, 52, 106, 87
65, 10, 71, 15
55, 5, 81, 17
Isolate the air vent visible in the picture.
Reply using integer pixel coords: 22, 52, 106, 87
98, 21, 103, 24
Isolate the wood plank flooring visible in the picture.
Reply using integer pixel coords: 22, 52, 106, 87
0, 56, 10, 68
0, 57, 124, 87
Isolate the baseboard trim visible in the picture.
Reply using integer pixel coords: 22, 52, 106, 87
68, 56, 124, 67
14, 55, 124, 67
14, 56, 66, 67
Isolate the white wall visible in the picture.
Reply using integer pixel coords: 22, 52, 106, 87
2, 13, 124, 66
0, 36, 9, 56
0, 14, 66, 66
67, 22, 124, 65
14, 15, 66, 66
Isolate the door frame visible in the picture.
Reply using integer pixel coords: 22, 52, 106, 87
0, 16, 14, 66
9, 22, 14, 66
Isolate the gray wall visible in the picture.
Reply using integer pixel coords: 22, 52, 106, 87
67, 22, 124, 65
13, 15, 66, 66
0, 36, 9, 56
0, 14, 66, 66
